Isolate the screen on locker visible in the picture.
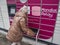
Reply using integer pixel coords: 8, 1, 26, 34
16, 0, 59, 39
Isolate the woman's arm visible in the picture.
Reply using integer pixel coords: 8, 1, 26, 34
19, 18, 35, 37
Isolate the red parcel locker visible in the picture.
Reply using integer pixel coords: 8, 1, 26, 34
7, 0, 60, 44
16, 0, 59, 41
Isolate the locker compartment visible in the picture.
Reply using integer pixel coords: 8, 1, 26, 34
28, 0, 41, 4
27, 23, 39, 29
41, 19, 55, 25
30, 28, 38, 34
28, 16, 40, 23
42, 0, 59, 4
38, 30, 53, 39
40, 25, 54, 31
30, 28, 39, 38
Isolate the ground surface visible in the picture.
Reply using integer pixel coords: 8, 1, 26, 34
0, 33, 32, 45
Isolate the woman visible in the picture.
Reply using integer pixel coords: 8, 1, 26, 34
6, 5, 35, 45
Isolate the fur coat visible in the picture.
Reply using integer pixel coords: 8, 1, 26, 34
6, 6, 35, 42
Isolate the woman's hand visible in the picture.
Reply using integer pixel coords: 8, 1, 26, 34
27, 29, 35, 37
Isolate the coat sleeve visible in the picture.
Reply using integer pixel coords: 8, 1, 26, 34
19, 18, 35, 37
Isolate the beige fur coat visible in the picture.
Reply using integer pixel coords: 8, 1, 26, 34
6, 6, 35, 42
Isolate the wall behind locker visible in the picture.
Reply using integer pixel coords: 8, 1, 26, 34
53, 2, 60, 45
0, 0, 10, 30
0, 8, 4, 28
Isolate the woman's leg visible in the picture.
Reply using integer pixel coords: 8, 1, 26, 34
11, 42, 21, 45
17, 42, 21, 45
11, 42, 17, 45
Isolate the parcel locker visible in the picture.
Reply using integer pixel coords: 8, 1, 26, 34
16, 0, 59, 43
6, 0, 60, 45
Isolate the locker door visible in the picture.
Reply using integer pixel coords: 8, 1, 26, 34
38, 0, 59, 42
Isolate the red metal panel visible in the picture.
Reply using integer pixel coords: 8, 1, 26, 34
7, 0, 16, 4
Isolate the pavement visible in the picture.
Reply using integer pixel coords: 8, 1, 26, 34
0, 33, 32, 45
0, 32, 47, 45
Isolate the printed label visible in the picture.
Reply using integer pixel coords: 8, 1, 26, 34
32, 6, 41, 16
